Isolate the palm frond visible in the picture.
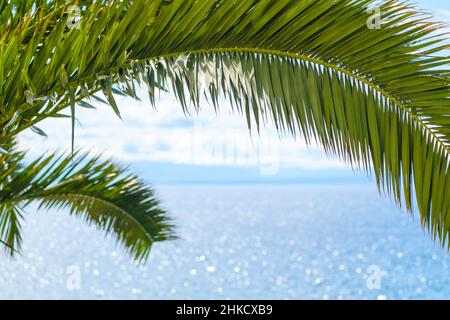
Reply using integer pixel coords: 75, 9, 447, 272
0, 203, 23, 255
0, 146, 174, 261
0, 0, 449, 247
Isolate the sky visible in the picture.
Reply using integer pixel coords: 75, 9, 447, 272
19, 0, 450, 184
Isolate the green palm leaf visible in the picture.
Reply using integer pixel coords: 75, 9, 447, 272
0, 0, 450, 250
0, 140, 174, 260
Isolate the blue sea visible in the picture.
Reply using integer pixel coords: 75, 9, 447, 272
0, 184, 449, 299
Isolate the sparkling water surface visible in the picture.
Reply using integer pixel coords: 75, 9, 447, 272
0, 184, 449, 299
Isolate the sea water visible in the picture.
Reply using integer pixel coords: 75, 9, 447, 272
0, 184, 448, 299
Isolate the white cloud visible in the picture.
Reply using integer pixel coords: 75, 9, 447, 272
432, 8, 450, 34
19, 93, 345, 170
434, 9, 450, 19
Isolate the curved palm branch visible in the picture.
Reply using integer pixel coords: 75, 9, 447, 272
0, 0, 450, 248
0, 140, 173, 260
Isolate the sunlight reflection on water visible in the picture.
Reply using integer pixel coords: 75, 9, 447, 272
0, 184, 449, 299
